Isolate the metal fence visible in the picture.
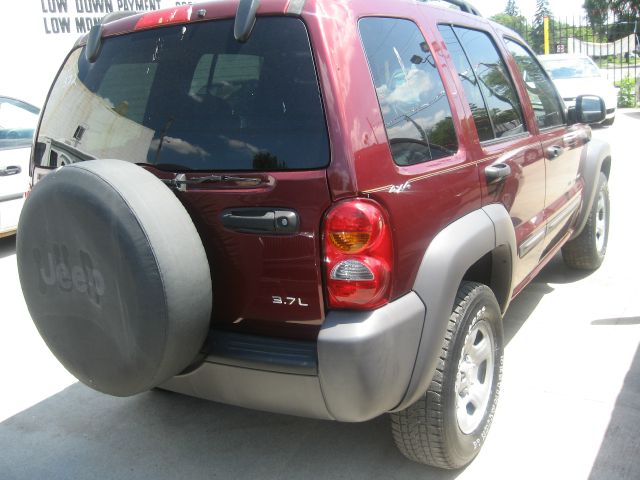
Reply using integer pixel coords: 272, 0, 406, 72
508, 17, 639, 106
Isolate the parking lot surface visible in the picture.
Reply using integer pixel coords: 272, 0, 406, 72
1, 110, 639, 480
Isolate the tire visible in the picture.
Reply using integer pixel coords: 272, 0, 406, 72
390, 282, 504, 469
17, 160, 212, 397
562, 172, 609, 270
602, 116, 615, 126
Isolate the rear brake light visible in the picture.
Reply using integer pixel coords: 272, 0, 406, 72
323, 199, 393, 309
135, 5, 193, 30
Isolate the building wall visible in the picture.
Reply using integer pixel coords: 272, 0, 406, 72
0, 0, 181, 107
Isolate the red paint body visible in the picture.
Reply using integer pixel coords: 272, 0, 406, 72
39, 0, 591, 340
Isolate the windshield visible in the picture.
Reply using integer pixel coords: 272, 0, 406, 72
542, 57, 601, 79
35, 17, 329, 171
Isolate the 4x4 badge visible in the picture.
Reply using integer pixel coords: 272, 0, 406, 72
389, 181, 411, 193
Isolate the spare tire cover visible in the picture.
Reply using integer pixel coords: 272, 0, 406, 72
17, 160, 212, 396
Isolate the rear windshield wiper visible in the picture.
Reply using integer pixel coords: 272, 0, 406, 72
161, 173, 262, 189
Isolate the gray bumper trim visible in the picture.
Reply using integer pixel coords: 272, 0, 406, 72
162, 292, 425, 422
317, 292, 425, 421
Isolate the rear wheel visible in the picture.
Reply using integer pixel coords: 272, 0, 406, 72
390, 282, 504, 469
562, 172, 609, 270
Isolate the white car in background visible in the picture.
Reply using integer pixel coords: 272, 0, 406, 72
0, 96, 39, 238
539, 53, 618, 126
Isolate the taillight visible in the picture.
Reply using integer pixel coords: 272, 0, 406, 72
323, 199, 393, 309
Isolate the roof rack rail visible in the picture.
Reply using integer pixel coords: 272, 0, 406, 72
421, 0, 482, 17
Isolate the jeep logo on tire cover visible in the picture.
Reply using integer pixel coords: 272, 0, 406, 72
33, 244, 106, 305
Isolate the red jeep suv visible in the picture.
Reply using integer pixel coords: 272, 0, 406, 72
17, 0, 611, 469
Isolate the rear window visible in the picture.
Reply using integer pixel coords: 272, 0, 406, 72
541, 57, 601, 79
35, 17, 329, 171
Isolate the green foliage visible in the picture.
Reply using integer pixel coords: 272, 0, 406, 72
584, 0, 609, 32
584, 0, 639, 38
615, 77, 638, 107
490, 13, 528, 38
584, 0, 640, 21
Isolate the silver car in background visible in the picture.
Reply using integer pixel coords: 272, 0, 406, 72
0, 96, 39, 237
539, 53, 618, 126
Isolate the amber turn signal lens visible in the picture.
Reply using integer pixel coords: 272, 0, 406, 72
329, 232, 371, 253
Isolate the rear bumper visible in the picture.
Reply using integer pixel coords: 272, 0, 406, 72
161, 292, 426, 421
605, 107, 616, 121
0, 227, 17, 238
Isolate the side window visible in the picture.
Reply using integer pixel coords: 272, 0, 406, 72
439, 25, 525, 140
504, 39, 564, 129
438, 25, 493, 141
359, 17, 458, 166
0, 98, 39, 150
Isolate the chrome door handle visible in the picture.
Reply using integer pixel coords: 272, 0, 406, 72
546, 145, 563, 159
485, 163, 511, 184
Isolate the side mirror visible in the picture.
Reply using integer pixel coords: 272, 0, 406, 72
569, 95, 606, 125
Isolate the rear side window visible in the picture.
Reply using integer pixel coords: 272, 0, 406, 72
439, 25, 525, 141
35, 17, 329, 171
359, 17, 458, 166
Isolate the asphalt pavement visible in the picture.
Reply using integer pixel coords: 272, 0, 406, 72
1, 110, 639, 480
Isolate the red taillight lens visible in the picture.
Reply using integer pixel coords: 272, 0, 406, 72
323, 199, 393, 309
135, 5, 193, 30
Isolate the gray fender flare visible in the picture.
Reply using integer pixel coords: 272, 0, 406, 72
393, 204, 516, 411
572, 137, 611, 239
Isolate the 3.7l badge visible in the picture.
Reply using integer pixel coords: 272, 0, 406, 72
272, 296, 308, 307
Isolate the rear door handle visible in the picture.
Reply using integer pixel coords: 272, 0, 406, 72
546, 145, 563, 159
485, 163, 511, 184
0, 165, 22, 176
221, 208, 299, 234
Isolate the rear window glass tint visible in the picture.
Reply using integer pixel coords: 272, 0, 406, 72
36, 17, 329, 172
359, 17, 458, 166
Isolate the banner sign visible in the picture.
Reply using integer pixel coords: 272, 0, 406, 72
40, 0, 164, 35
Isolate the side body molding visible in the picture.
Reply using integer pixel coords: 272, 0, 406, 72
393, 205, 516, 411
571, 137, 611, 239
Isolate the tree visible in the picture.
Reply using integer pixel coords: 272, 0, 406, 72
505, 0, 520, 16
531, 0, 553, 53
533, 0, 553, 26
491, 13, 528, 39
489, 0, 528, 40
584, 0, 639, 40
584, 0, 640, 21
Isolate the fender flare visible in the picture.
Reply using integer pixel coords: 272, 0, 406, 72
393, 204, 516, 411
572, 137, 611, 239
